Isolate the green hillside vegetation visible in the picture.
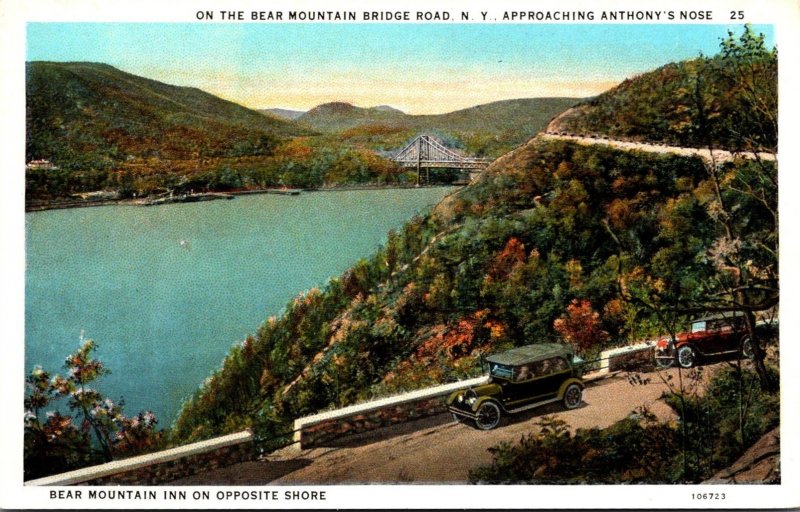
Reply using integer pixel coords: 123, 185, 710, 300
297, 102, 407, 132
298, 98, 580, 157
172, 29, 778, 471
551, 27, 776, 152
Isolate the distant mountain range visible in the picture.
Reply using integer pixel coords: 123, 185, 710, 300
292, 98, 579, 135
261, 108, 306, 121
288, 98, 581, 157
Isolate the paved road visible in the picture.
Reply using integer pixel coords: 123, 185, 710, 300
540, 132, 776, 164
172, 367, 705, 485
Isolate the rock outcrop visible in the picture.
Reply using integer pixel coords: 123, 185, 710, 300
704, 427, 780, 484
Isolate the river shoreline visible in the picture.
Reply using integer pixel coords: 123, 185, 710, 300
26, 187, 456, 423
25, 183, 463, 212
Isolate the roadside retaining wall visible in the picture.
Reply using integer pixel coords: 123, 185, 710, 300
598, 341, 657, 374
25, 431, 255, 486
293, 376, 488, 449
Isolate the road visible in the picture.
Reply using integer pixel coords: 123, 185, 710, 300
539, 132, 776, 164
172, 367, 704, 485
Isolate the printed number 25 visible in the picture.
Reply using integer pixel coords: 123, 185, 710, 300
730, 11, 744, 19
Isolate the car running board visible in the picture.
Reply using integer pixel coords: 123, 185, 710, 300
696, 348, 740, 357
505, 397, 562, 414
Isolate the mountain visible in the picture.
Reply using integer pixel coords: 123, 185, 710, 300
261, 108, 306, 120
26, 62, 306, 170
297, 98, 582, 157
372, 105, 404, 113
297, 102, 408, 132
172, 29, 777, 455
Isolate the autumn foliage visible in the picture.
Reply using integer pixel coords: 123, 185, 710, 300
553, 299, 610, 353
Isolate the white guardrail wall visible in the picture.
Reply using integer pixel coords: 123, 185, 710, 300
25, 431, 255, 486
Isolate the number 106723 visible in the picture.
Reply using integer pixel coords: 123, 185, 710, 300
692, 493, 726, 500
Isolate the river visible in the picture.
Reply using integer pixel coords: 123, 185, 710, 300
25, 188, 455, 425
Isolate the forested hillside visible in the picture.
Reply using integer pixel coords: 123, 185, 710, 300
26, 62, 301, 168
25, 63, 415, 201
549, 28, 776, 152
172, 27, 778, 448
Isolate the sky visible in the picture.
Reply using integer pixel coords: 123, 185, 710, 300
26, 23, 774, 114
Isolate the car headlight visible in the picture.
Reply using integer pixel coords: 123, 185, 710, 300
456, 395, 464, 403
466, 396, 477, 405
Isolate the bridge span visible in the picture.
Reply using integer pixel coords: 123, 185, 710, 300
391, 134, 491, 185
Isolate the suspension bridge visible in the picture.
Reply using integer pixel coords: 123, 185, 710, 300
391, 134, 491, 185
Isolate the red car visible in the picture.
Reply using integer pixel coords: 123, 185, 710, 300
654, 314, 754, 368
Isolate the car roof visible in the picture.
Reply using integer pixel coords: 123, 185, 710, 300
486, 343, 572, 366
691, 312, 744, 323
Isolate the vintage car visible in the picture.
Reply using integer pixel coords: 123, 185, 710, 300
654, 313, 754, 369
447, 343, 585, 430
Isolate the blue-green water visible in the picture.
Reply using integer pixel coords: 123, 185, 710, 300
25, 188, 454, 424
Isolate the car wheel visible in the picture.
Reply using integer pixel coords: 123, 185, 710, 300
563, 383, 583, 410
474, 401, 501, 430
654, 350, 675, 369
677, 346, 695, 368
741, 336, 755, 359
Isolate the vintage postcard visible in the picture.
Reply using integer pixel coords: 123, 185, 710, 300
2, 0, 799, 508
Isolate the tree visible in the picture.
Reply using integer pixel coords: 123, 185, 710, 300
553, 299, 609, 354
24, 338, 162, 480
691, 26, 778, 391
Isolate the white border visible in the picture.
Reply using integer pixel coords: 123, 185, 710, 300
2, 0, 799, 509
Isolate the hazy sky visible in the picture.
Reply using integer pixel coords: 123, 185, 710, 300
26, 23, 774, 114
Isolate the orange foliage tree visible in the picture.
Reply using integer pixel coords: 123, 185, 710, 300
553, 299, 609, 353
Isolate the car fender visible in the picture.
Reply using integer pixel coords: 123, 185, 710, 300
445, 390, 463, 406
449, 383, 502, 408
471, 395, 504, 413
557, 378, 584, 399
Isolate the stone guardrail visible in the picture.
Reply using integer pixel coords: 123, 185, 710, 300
293, 375, 489, 449
290, 344, 668, 450
25, 430, 255, 486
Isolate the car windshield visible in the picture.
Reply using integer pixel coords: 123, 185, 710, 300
489, 362, 513, 379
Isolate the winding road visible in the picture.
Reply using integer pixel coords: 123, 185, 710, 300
540, 132, 776, 164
